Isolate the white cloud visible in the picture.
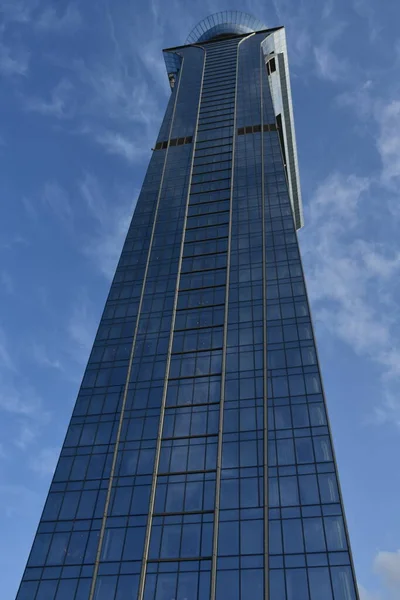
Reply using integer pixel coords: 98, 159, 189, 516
35, 4, 82, 33
0, 378, 51, 449
30, 446, 59, 476
309, 172, 371, 223
0, 0, 35, 23
0, 36, 29, 76
373, 392, 400, 429
25, 79, 75, 119
67, 294, 97, 364
312, 20, 349, 82
0, 329, 51, 448
313, 44, 349, 82
0, 328, 16, 371
0, 484, 41, 518
92, 130, 145, 164
374, 550, 400, 591
358, 550, 400, 599
0, 379, 44, 418
352, 0, 382, 42
21, 195, 38, 220
0, 270, 14, 295
31, 343, 63, 371
358, 585, 382, 600
15, 423, 37, 450
270, 0, 311, 66
41, 181, 73, 224
0, 233, 29, 250
302, 171, 400, 389
79, 172, 136, 278
377, 100, 400, 186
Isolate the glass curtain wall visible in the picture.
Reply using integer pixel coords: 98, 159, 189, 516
15, 24, 359, 600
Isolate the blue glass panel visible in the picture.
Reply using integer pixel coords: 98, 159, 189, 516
309, 567, 334, 600
286, 568, 310, 600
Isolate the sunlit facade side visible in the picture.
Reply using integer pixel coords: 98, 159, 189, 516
16, 12, 359, 600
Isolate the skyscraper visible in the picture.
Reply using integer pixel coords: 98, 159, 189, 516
16, 11, 360, 600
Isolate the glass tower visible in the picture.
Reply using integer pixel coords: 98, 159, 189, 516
16, 12, 360, 600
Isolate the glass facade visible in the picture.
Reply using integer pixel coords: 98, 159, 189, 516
16, 13, 359, 600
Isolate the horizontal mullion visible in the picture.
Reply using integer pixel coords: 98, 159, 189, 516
184, 234, 229, 246
197, 123, 234, 133
191, 171, 232, 182
201, 93, 235, 102
168, 372, 221, 382
171, 346, 223, 358
165, 401, 220, 409
203, 79, 235, 87
186, 215, 230, 229
146, 556, 213, 563
198, 107, 235, 116
190, 182, 231, 192
202, 82, 235, 92
175, 302, 225, 312
162, 432, 219, 441
192, 159, 232, 170
198, 119, 233, 128
182, 252, 227, 263
198, 115, 234, 124
192, 166, 232, 176
193, 153, 233, 164
201, 92, 235, 101
199, 103, 235, 114
152, 510, 215, 517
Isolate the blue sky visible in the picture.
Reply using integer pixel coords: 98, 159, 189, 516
0, 0, 399, 598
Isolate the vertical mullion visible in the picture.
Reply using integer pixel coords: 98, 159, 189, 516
210, 35, 250, 600
87, 60, 186, 600
137, 45, 206, 600
260, 45, 270, 600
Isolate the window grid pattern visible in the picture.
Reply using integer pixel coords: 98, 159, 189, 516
141, 37, 240, 600
15, 29, 359, 600
214, 33, 266, 600
259, 36, 359, 600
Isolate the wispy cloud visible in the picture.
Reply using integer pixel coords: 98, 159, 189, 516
0, 378, 50, 448
270, 0, 311, 66
31, 343, 63, 371
0, 483, 41, 519
302, 172, 400, 417
372, 391, 400, 429
0, 33, 29, 76
17, 2, 165, 164
313, 21, 349, 82
336, 79, 375, 119
0, 270, 14, 295
41, 181, 73, 225
35, 4, 82, 34
91, 129, 145, 164
352, 0, 382, 42
360, 549, 400, 599
0, 328, 51, 448
0, 378, 45, 419
67, 293, 97, 364
313, 45, 349, 82
0, 328, 16, 371
29, 446, 58, 476
374, 550, 400, 591
377, 100, 400, 186
0, 233, 29, 250
25, 78, 75, 118
358, 585, 382, 600
79, 172, 136, 278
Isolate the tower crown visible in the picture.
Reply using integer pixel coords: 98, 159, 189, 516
186, 11, 266, 44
